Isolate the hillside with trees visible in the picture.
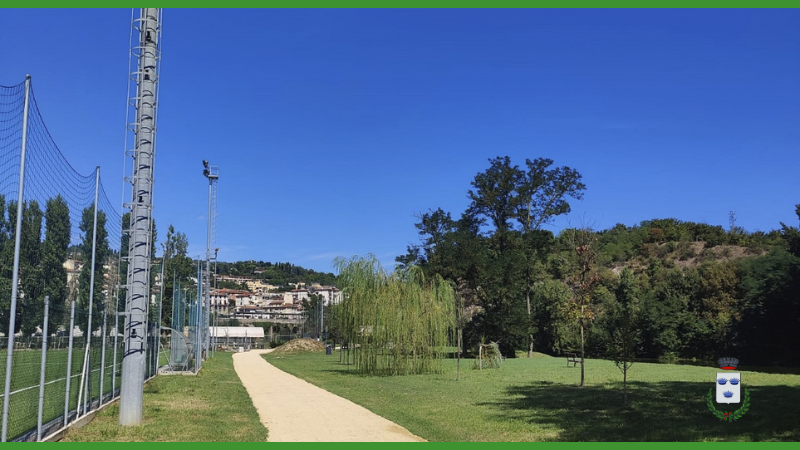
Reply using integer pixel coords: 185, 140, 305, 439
396, 156, 800, 368
215, 260, 337, 288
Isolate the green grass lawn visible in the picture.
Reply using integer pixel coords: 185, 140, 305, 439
0, 345, 122, 441
265, 351, 800, 442
61, 351, 267, 442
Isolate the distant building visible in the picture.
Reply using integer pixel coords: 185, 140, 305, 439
290, 288, 309, 302
313, 286, 342, 306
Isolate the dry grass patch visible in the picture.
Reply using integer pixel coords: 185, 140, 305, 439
270, 338, 326, 354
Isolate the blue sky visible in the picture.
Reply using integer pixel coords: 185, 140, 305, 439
2, 8, 798, 274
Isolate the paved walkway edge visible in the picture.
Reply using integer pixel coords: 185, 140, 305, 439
232, 349, 426, 442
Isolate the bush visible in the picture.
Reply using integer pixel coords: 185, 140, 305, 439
473, 341, 503, 369
677, 241, 696, 260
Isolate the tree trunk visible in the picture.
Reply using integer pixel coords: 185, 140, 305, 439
623, 364, 628, 407
526, 288, 533, 358
456, 327, 462, 381
525, 247, 533, 359
579, 319, 585, 387
623, 347, 629, 407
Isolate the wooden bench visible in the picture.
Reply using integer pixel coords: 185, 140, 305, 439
565, 352, 583, 367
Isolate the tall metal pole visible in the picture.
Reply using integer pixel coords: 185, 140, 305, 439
84, 166, 100, 413
99, 309, 107, 406
63, 301, 76, 427
1, 74, 31, 443
120, 8, 161, 426
212, 250, 218, 357
36, 297, 50, 442
202, 161, 217, 360
112, 284, 119, 397
194, 259, 202, 371
205, 179, 211, 359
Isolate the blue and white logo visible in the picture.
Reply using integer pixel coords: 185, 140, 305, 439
716, 357, 741, 404
707, 357, 749, 422
716, 374, 741, 403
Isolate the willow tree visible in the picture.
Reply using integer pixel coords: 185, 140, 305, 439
333, 254, 455, 376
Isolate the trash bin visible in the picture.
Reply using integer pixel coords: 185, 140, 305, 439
326, 344, 332, 355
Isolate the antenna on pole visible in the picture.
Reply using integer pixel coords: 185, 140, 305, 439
729, 210, 737, 233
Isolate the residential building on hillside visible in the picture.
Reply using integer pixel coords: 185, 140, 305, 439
290, 288, 310, 302
312, 286, 342, 306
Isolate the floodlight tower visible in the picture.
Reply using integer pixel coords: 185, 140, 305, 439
119, 8, 162, 426
203, 160, 219, 359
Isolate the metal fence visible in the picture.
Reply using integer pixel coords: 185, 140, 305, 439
0, 78, 160, 441
162, 280, 202, 374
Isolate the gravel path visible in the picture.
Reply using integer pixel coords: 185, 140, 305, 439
232, 349, 426, 442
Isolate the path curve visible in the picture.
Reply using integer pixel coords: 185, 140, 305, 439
232, 349, 426, 442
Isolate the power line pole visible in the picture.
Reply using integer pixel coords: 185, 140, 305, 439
120, 8, 161, 426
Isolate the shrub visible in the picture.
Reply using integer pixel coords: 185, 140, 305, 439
473, 341, 503, 370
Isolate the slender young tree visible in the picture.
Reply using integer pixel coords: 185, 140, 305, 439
563, 226, 600, 387
607, 268, 641, 406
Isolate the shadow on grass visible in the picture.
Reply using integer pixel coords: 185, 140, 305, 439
482, 380, 800, 441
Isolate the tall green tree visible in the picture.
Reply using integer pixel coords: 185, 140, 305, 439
514, 158, 585, 357
467, 229, 528, 357
78, 206, 109, 334
19, 200, 44, 335
466, 156, 585, 358
638, 262, 701, 358
161, 224, 193, 327
0, 195, 13, 334
467, 156, 521, 234
41, 195, 71, 330
463, 158, 527, 357
694, 262, 741, 356
531, 278, 572, 355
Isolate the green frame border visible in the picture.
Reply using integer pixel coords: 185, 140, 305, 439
18, 4, 796, 446
12, 2, 800, 8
